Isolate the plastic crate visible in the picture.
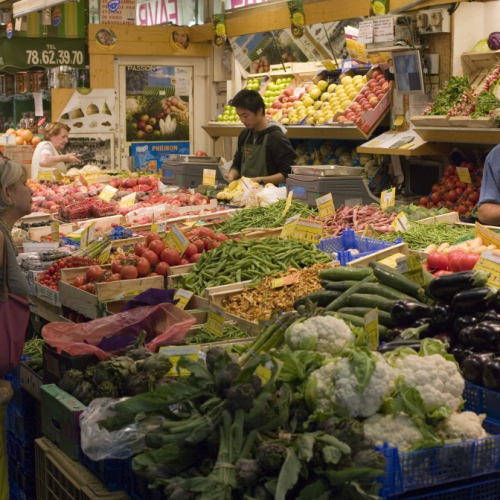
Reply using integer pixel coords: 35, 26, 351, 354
463, 383, 500, 423
123, 459, 163, 500
6, 433, 35, 473
80, 451, 127, 492
378, 419, 500, 499
317, 228, 402, 266
5, 407, 37, 446
8, 465, 37, 500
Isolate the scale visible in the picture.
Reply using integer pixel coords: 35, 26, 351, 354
286, 167, 380, 207
161, 155, 226, 188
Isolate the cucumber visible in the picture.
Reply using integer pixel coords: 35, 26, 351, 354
357, 283, 416, 302
321, 280, 358, 291
319, 267, 373, 282
324, 275, 376, 312
369, 261, 425, 300
337, 307, 396, 328
293, 291, 342, 310
324, 311, 389, 341
347, 293, 395, 312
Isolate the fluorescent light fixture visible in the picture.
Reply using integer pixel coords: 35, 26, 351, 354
13, 0, 78, 18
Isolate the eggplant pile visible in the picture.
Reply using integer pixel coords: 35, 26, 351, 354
385, 270, 500, 391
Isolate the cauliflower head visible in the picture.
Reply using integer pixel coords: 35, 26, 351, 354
285, 316, 354, 356
363, 413, 423, 452
305, 361, 337, 414
398, 354, 464, 414
331, 352, 397, 418
437, 411, 487, 442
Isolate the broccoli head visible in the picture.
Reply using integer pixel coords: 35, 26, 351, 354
256, 442, 287, 475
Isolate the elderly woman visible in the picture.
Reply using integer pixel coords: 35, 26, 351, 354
0, 159, 32, 500
31, 122, 80, 179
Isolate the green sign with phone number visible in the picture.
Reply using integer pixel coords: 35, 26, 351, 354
0, 37, 87, 70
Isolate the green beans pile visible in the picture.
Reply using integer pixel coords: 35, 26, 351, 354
215, 200, 318, 234
187, 323, 252, 345
23, 338, 46, 358
181, 237, 331, 296
375, 222, 473, 250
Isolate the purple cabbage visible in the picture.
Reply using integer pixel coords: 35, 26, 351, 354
488, 32, 500, 50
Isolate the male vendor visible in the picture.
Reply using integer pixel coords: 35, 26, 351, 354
225, 89, 296, 185
477, 145, 500, 224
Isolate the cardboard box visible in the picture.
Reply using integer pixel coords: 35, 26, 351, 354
19, 361, 43, 400
0, 145, 34, 178
40, 384, 86, 460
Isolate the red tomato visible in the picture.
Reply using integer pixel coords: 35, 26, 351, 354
179, 258, 190, 265
79, 285, 87, 291
448, 255, 463, 273
149, 239, 166, 256
447, 249, 465, 263
199, 227, 215, 239
426, 252, 449, 272
460, 253, 480, 271
149, 272, 158, 277
73, 276, 87, 287
135, 243, 147, 257
212, 241, 221, 249
433, 270, 453, 277
155, 261, 170, 276
142, 250, 159, 265
189, 253, 203, 263
85, 283, 96, 294
105, 273, 122, 282
469, 191, 480, 204
183, 243, 198, 258
111, 260, 123, 274
215, 233, 229, 242
121, 266, 139, 280
192, 240, 205, 252
146, 233, 160, 245
136, 257, 151, 277
86, 265, 105, 282
160, 248, 181, 266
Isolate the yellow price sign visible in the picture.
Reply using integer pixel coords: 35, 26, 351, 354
255, 359, 283, 383
206, 302, 226, 336
174, 289, 194, 309
316, 193, 335, 219
38, 167, 54, 181
456, 167, 472, 185
158, 345, 200, 376
202, 169, 216, 186
396, 253, 425, 285
119, 192, 136, 208
271, 273, 300, 289
290, 218, 323, 243
364, 308, 379, 350
474, 250, 500, 287
282, 191, 294, 217
11, 228, 22, 238
378, 252, 408, 268
80, 222, 96, 249
475, 222, 500, 248
380, 187, 396, 210
391, 212, 410, 232
98, 185, 118, 202
164, 224, 189, 255
50, 222, 60, 243
280, 214, 300, 238
321, 59, 337, 71
151, 222, 167, 234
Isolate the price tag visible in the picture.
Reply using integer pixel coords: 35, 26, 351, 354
364, 308, 379, 350
282, 191, 294, 217
255, 358, 283, 383
241, 177, 254, 191
164, 224, 189, 254
456, 167, 472, 184
380, 187, 396, 210
474, 250, 500, 287
38, 168, 54, 181
202, 169, 216, 186
316, 193, 335, 219
391, 212, 410, 232
50, 222, 60, 243
119, 192, 136, 208
80, 222, 96, 249
396, 253, 425, 285
98, 243, 112, 264
281, 214, 300, 238
291, 218, 323, 243
206, 302, 226, 336
174, 289, 194, 309
321, 59, 337, 71
79, 174, 89, 187
53, 169, 63, 181
158, 345, 200, 376
378, 252, 408, 268
98, 185, 118, 202
271, 273, 300, 288
151, 222, 167, 234
11, 228, 22, 238
475, 222, 500, 248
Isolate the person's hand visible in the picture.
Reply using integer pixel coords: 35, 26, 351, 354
65, 153, 81, 163
224, 172, 236, 182
250, 177, 263, 183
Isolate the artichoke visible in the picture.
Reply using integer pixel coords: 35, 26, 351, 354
83, 364, 97, 382
320, 418, 367, 454
72, 381, 96, 405
205, 347, 228, 375
58, 369, 84, 394
139, 354, 173, 377
235, 458, 261, 488
256, 442, 287, 475
96, 381, 119, 398
121, 371, 155, 396
124, 347, 153, 361
226, 383, 255, 412
164, 483, 196, 500
144, 463, 174, 482
214, 362, 241, 398
351, 449, 386, 470
94, 356, 137, 385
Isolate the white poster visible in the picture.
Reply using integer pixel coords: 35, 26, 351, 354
100, 0, 136, 24
63, 133, 115, 170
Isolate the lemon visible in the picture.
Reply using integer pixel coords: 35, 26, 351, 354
341, 100, 351, 110
320, 92, 331, 102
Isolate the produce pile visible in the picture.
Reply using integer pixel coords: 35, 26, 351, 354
37, 256, 100, 291
181, 238, 332, 296
59, 198, 119, 222
384, 204, 449, 222
186, 323, 252, 345
423, 76, 472, 116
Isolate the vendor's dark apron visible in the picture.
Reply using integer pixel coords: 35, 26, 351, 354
241, 132, 269, 178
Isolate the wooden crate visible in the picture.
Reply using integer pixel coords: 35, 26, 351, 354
205, 281, 253, 303
28, 223, 78, 242
410, 115, 451, 127
346, 242, 410, 267
59, 266, 164, 319
34, 296, 62, 323
186, 309, 259, 337
166, 263, 195, 288
449, 116, 498, 128
110, 235, 146, 247
240, 227, 284, 240
35, 282, 61, 307
77, 215, 125, 230
418, 212, 460, 224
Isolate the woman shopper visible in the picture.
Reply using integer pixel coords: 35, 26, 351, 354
0, 159, 32, 500
31, 122, 81, 179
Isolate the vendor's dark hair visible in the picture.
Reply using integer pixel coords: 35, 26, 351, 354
229, 89, 265, 114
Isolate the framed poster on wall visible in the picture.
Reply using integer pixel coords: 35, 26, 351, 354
62, 133, 115, 171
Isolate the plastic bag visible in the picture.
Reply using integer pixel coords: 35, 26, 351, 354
42, 303, 196, 360
80, 397, 164, 460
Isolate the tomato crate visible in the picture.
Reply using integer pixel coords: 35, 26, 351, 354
378, 419, 500, 499
80, 451, 127, 492
463, 382, 500, 424
59, 265, 164, 319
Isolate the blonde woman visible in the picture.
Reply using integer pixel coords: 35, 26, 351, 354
31, 122, 80, 179
0, 159, 32, 500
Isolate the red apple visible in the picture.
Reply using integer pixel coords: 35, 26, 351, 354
284, 88, 293, 97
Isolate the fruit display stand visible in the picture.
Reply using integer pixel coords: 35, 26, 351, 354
28, 223, 79, 242
58, 266, 164, 319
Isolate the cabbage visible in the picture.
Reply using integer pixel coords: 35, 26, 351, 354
488, 32, 500, 50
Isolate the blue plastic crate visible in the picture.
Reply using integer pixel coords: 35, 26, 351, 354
80, 451, 127, 492
463, 383, 500, 424
378, 419, 500, 499
317, 228, 402, 266
6, 434, 35, 474
5, 408, 37, 446
123, 459, 163, 500
8, 466, 37, 500
398, 474, 500, 500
